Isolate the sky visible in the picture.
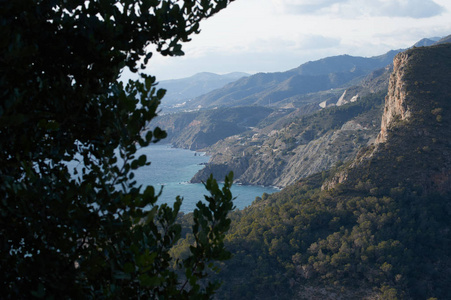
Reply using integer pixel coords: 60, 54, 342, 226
124, 0, 451, 81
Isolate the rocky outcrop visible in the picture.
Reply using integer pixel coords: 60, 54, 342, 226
323, 44, 451, 194
376, 52, 412, 143
336, 89, 359, 106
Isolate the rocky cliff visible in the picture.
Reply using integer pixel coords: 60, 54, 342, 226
376, 52, 412, 143
324, 43, 451, 194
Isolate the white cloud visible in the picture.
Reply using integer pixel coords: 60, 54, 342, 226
272, 0, 345, 14
273, 0, 445, 18
370, 0, 445, 18
296, 35, 341, 49
140, 0, 451, 80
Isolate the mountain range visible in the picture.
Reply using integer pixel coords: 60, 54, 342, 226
157, 72, 249, 110
158, 35, 451, 113
177, 50, 402, 110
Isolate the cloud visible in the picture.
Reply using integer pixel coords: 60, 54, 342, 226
250, 38, 298, 53
368, 0, 445, 18
273, 0, 445, 18
224, 35, 340, 55
296, 35, 341, 49
272, 0, 345, 14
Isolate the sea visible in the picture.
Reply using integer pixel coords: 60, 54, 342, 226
134, 144, 279, 213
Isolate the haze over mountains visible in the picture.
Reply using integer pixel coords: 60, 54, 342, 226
157, 72, 249, 110
164, 50, 402, 111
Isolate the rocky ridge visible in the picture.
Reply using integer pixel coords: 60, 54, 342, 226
323, 43, 451, 194
180, 50, 401, 110
376, 51, 412, 143
151, 106, 275, 150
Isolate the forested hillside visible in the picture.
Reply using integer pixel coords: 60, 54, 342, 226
174, 44, 451, 300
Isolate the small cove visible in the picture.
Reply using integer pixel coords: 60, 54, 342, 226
134, 144, 279, 213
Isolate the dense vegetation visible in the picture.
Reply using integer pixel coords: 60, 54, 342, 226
212, 180, 449, 299
0, 0, 236, 298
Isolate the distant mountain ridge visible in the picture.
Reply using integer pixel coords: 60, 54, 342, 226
179, 49, 403, 110
433, 34, 451, 45
157, 72, 249, 109
289, 50, 400, 76
159, 37, 446, 113
413, 37, 440, 47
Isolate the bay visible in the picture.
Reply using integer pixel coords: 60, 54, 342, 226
134, 144, 279, 213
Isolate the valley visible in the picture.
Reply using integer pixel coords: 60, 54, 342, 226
155, 38, 451, 299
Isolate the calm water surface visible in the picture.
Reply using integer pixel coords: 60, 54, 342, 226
134, 144, 279, 212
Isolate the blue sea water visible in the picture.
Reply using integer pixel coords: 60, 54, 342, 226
134, 144, 279, 213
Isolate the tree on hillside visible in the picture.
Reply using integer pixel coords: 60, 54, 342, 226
0, 0, 235, 298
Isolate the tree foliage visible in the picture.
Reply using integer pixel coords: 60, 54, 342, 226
0, 0, 235, 298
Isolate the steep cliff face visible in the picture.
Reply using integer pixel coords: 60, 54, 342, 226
324, 44, 451, 194
376, 52, 411, 143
